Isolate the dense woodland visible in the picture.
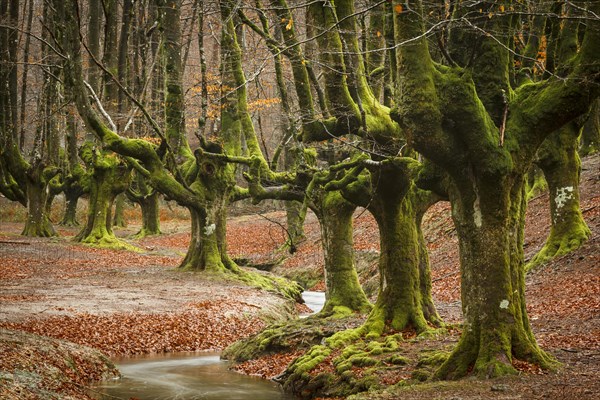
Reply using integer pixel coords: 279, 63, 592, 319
1, 0, 599, 397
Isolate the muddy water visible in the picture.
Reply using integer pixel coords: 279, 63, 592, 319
91, 352, 295, 399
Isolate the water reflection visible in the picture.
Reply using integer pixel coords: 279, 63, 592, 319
91, 352, 295, 400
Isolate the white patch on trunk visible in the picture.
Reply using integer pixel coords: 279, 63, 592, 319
499, 299, 509, 309
555, 186, 574, 209
204, 223, 216, 236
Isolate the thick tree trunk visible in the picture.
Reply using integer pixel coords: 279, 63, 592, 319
528, 123, 591, 270
369, 194, 428, 334
75, 160, 131, 248
436, 177, 554, 378
61, 190, 80, 226
284, 147, 306, 246
363, 171, 433, 335
414, 189, 442, 327
285, 200, 306, 247
22, 166, 56, 237
318, 191, 371, 315
179, 195, 235, 272
112, 193, 128, 228
59, 104, 84, 227
136, 191, 161, 237
580, 99, 599, 156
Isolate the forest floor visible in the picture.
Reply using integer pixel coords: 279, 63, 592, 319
0, 154, 598, 399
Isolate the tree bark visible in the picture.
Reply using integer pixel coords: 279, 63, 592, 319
361, 162, 438, 335
391, 0, 599, 378
316, 191, 371, 315
528, 122, 591, 270
436, 176, 554, 378
75, 147, 132, 248
22, 163, 57, 237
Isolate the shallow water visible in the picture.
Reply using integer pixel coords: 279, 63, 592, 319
91, 352, 295, 400
91, 291, 326, 400
301, 291, 326, 314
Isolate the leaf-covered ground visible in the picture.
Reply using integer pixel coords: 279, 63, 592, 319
0, 154, 598, 399
0, 212, 299, 397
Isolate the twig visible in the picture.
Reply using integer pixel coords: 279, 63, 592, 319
257, 212, 297, 254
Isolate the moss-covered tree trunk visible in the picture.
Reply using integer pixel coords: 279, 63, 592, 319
112, 193, 128, 228
136, 191, 161, 237
178, 174, 236, 272
436, 176, 554, 378
283, 148, 306, 246
316, 191, 371, 315
360, 162, 438, 335
61, 189, 81, 226
414, 189, 442, 327
392, 0, 599, 379
580, 99, 599, 156
59, 120, 86, 227
22, 163, 57, 237
528, 122, 591, 270
75, 150, 131, 248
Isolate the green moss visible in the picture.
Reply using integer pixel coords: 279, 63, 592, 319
223, 313, 361, 363
291, 345, 332, 375
526, 171, 548, 201
417, 350, 450, 367
366, 341, 383, 355
354, 373, 380, 391
325, 327, 363, 348
339, 353, 378, 370
340, 344, 362, 359
527, 123, 591, 271
416, 328, 447, 341
383, 334, 403, 351
411, 369, 430, 382
386, 354, 410, 365
81, 237, 142, 252
526, 219, 591, 271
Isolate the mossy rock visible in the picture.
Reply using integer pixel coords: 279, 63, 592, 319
222, 313, 364, 362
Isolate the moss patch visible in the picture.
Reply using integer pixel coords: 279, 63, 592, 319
281, 326, 459, 398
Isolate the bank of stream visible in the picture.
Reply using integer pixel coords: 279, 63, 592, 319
90, 352, 294, 400
90, 292, 325, 400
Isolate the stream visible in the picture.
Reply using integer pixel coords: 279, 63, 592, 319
90, 291, 325, 400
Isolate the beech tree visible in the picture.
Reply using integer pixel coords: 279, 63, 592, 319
523, 5, 592, 269
0, 0, 61, 237
392, 0, 599, 377
235, 0, 443, 323
280, 0, 441, 330
62, 0, 301, 298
